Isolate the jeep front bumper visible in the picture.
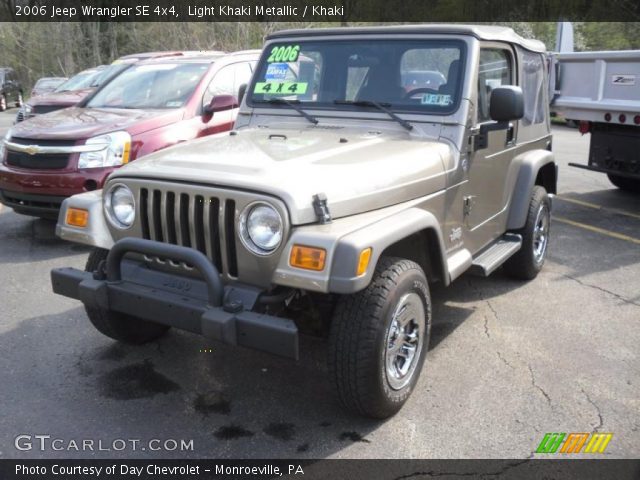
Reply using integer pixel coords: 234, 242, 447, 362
50, 238, 299, 359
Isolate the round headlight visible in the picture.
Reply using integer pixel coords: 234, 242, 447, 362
240, 202, 283, 255
106, 184, 135, 228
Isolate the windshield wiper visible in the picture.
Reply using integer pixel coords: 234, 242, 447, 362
334, 99, 413, 131
255, 98, 318, 125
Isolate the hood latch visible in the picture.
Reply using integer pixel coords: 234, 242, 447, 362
312, 193, 332, 224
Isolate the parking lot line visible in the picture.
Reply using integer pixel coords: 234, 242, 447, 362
554, 216, 640, 245
556, 195, 640, 221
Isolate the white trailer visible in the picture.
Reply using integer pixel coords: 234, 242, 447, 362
551, 49, 640, 192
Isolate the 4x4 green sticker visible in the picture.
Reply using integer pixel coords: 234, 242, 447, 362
254, 82, 308, 95
267, 45, 300, 63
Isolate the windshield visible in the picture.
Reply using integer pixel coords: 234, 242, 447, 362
35, 78, 66, 90
55, 69, 103, 92
88, 63, 128, 88
249, 39, 464, 114
87, 62, 209, 109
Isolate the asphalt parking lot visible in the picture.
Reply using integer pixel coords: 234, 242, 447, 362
0, 108, 638, 460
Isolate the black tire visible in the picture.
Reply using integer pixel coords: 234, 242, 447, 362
0, 95, 6, 112
15, 92, 23, 108
328, 257, 431, 419
607, 174, 640, 193
84, 247, 170, 344
504, 186, 550, 280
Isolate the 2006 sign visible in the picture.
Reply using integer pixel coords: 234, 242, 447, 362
267, 45, 301, 63
15, 5, 48, 15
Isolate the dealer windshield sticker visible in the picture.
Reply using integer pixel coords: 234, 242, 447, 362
254, 82, 308, 95
265, 63, 289, 81
612, 74, 636, 85
267, 45, 300, 63
421, 93, 452, 106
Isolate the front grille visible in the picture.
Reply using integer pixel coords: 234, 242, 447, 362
6, 151, 69, 169
15, 110, 24, 122
32, 105, 66, 115
10, 137, 77, 147
140, 188, 238, 277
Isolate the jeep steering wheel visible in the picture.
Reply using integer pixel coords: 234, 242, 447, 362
403, 87, 440, 100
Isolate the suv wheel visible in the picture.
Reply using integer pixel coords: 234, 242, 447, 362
328, 257, 431, 419
607, 174, 639, 193
15, 92, 23, 108
0, 95, 6, 112
84, 247, 170, 344
504, 186, 550, 280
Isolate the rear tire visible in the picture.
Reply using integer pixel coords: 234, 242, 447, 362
607, 174, 640, 193
504, 186, 550, 280
15, 92, 23, 108
0, 95, 6, 112
328, 257, 431, 419
84, 247, 170, 344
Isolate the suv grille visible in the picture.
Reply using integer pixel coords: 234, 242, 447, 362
6, 151, 69, 169
5, 138, 76, 170
139, 188, 238, 277
10, 137, 77, 147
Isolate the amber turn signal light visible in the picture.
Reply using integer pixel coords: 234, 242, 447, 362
356, 248, 372, 277
66, 208, 89, 228
290, 245, 326, 271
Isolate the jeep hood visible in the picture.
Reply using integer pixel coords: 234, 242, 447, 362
10, 106, 184, 141
111, 127, 451, 225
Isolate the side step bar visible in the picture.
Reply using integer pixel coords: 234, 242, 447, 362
469, 233, 522, 277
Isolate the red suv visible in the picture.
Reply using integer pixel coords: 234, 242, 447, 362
0, 50, 259, 218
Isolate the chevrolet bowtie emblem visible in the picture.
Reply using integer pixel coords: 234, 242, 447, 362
24, 145, 39, 155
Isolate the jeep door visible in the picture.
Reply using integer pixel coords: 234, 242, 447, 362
464, 44, 518, 250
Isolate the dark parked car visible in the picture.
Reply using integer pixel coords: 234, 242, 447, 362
0, 68, 23, 111
0, 50, 259, 218
30, 77, 68, 98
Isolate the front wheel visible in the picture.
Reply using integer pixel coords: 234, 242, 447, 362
328, 257, 431, 419
84, 247, 170, 344
15, 92, 23, 108
0, 95, 6, 112
504, 186, 551, 280
607, 174, 640, 193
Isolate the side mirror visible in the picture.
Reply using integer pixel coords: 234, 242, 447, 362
204, 94, 239, 115
489, 86, 524, 122
238, 83, 247, 106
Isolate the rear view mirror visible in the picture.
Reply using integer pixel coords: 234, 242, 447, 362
490, 86, 524, 122
204, 94, 239, 115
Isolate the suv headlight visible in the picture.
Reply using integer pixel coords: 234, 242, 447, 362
78, 131, 131, 169
239, 202, 283, 255
23, 104, 32, 115
104, 183, 135, 229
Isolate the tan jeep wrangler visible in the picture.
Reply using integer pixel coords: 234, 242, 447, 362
51, 25, 556, 418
